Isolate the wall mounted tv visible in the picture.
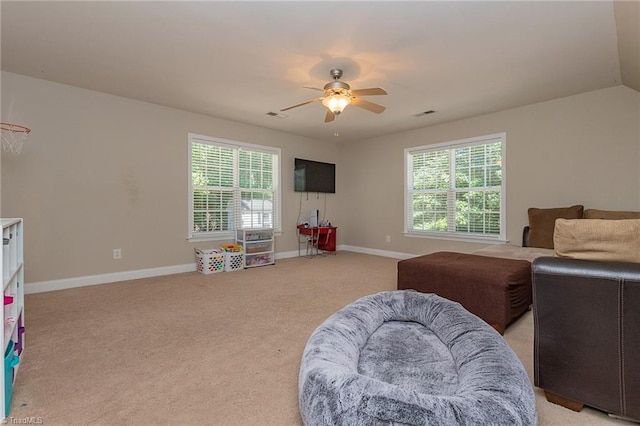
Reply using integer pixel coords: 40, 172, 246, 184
294, 158, 336, 193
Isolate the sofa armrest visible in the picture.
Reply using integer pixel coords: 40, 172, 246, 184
532, 256, 640, 281
522, 226, 530, 247
532, 256, 640, 420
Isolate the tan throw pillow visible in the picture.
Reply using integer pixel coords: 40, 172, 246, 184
527, 205, 584, 249
584, 209, 640, 220
554, 218, 640, 263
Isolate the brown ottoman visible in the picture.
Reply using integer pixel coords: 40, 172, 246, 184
397, 251, 532, 334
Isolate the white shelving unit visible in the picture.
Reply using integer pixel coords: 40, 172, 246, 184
2, 218, 24, 420
236, 228, 275, 268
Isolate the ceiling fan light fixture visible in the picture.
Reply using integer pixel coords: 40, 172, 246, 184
322, 93, 351, 114
280, 68, 386, 121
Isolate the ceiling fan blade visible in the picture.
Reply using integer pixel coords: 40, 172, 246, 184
350, 87, 387, 97
324, 109, 335, 123
303, 86, 324, 92
351, 98, 386, 114
280, 98, 323, 111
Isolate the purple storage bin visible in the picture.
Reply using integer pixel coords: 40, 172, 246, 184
15, 314, 24, 355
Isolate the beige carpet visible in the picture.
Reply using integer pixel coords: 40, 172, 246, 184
10, 252, 626, 425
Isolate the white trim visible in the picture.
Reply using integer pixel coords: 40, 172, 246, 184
188, 133, 282, 239
187, 232, 235, 243
24, 245, 417, 294
25, 263, 197, 294
404, 132, 506, 240
403, 232, 508, 244
189, 133, 279, 156
274, 249, 305, 259
406, 132, 506, 153
23, 249, 322, 293
339, 245, 415, 260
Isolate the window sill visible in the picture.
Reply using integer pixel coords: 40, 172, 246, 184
188, 229, 282, 243
404, 232, 508, 245
188, 235, 234, 243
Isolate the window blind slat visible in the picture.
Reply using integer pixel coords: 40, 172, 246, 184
406, 134, 505, 240
190, 135, 279, 237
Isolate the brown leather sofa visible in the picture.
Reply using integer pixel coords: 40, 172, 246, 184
531, 254, 640, 421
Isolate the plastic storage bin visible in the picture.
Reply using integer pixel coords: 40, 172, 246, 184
245, 254, 275, 267
15, 314, 24, 355
4, 340, 19, 417
194, 249, 225, 274
236, 228, 275, 269
245, 243, 271, 254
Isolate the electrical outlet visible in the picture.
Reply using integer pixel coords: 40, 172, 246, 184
113, 248, 122, 259
385, 235, 391, 243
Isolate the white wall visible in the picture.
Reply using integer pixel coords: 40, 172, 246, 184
1, 72, 344, 283
2, 71, 639, 285
341, 85, 640, 256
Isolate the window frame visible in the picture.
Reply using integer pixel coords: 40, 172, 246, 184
188, 133, 281, 242
404, 133, 507, 243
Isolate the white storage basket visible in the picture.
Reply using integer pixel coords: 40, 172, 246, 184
224, 251, 245, 272
195, 249, 225, 274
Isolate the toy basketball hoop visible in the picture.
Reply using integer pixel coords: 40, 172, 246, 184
1, 122, 31, 154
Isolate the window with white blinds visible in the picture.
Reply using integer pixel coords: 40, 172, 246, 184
188, 133, 280, 240
405, 133, 506, 242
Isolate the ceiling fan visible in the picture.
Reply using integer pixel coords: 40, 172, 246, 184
281, 69, 387, 123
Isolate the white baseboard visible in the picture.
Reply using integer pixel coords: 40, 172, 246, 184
272, 245, 414, 260
274, 250, 303, 259
25, 263, 196, 294
339, 245, 415, 260
25, 246, 414, 294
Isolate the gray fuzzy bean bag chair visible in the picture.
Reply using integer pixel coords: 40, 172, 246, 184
299, 290, 536, 425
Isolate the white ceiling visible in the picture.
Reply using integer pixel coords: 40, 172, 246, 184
1, 1, 638, 143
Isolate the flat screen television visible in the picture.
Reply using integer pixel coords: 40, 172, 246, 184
294, 158, 336, 193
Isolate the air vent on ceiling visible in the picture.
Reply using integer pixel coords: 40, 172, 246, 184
414, 110, 436, 117
267, 111, 288, 119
